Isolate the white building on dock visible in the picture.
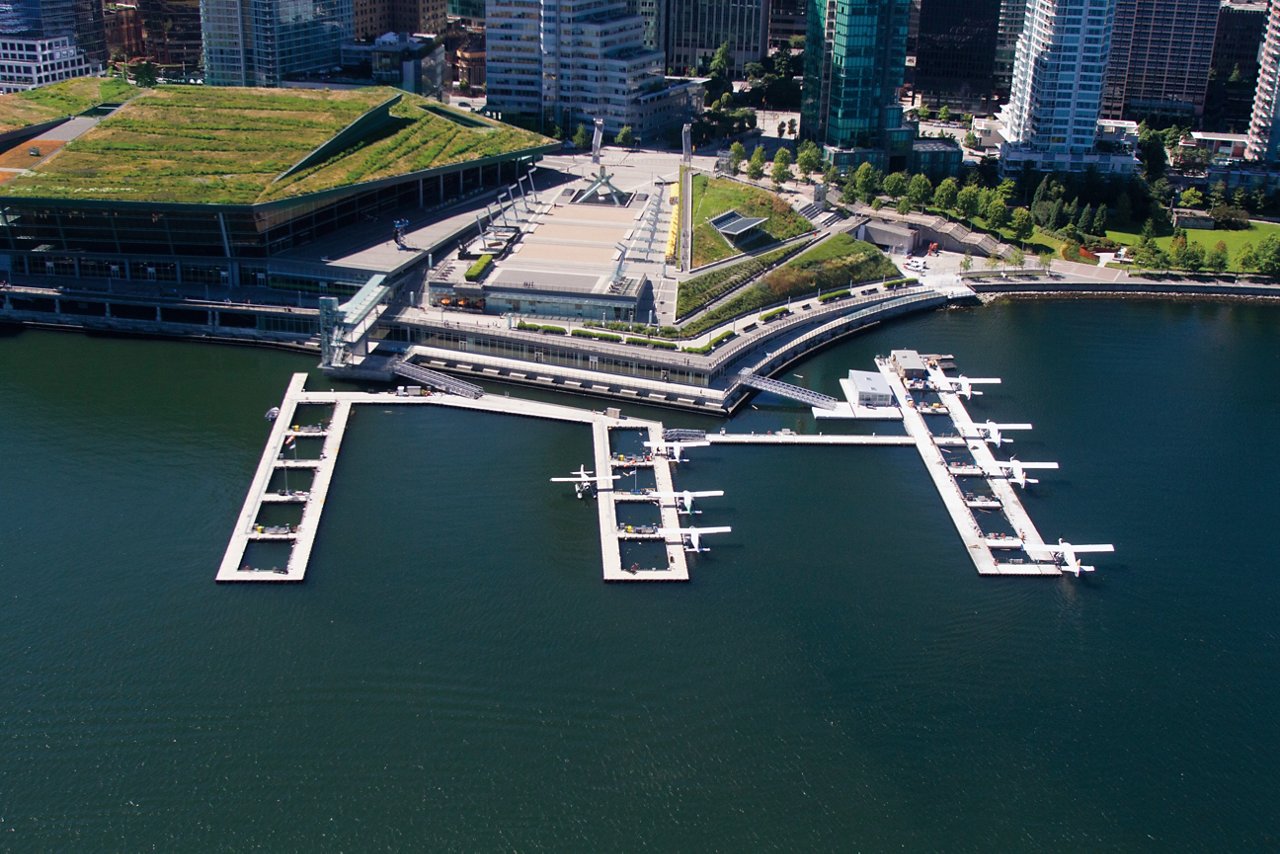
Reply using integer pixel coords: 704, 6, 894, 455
848, 370, 893, 407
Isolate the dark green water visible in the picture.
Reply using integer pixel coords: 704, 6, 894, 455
1, 301, 1277, 850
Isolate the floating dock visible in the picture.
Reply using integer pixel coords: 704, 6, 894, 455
219, 375, 703, 584
876, 355, 1066, 576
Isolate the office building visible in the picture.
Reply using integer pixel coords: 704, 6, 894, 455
201, 0, 353, 85
1205, 0, 1267, 132
487, 0, 701, 138
0, 0, 105, 66
135, 0, 202, 72
999, 0, 1135, 173
801, 0, 912, 170
446, 0, 483, 19
1101, 0, 1220, 123
1247, 0, 1280, 160
993, 0, 1027, 97
665, 0, 770, 77
353, 0, 444, 41
767, 0, 804, 49
913, 0, 1000, 111
0, 34, 94, 91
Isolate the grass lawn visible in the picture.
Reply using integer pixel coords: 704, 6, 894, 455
0, 77, 137, 134
1107, 222, 1280, 271
690, 174, 811, 267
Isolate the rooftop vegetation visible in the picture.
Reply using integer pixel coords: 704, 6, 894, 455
4, 86, 555, 205
690, 174, 812, 266
0, 77, 137, 134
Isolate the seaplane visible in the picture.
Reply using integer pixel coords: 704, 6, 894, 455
1028, 539, 1115, 576
986, 456, 1059, 488
642, 438, 711, 463
658, 525, 732, 553
972, 421, 1033, 447
550, 465, 620, 499
647, 489, 725, 514
939, 375, 1001, 399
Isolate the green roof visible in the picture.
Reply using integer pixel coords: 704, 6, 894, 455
0, 77, 137, 135
2, 85, 556, 205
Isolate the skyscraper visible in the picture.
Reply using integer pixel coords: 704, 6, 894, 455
800, 0, 912, 170
1101, 0, 1221, 123
664, 0, 770, 77
486, 0, 700, 137
1000, 0, 1134, 172
1205, 0, 1267, 132
913, 0, 1001, 110
353, 0, 445, 41
1246, 0, 1280, 160
0, 0, 106, 63
137, 0, 203, 72
993, 0, 1028, 97
201, 0, 353, 85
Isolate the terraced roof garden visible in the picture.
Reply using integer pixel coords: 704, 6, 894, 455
0, 77, 137, 134
2, 85, 556, 205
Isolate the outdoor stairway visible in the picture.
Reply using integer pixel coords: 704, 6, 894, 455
392, 359, 485, 399
736, 369, 839, 410
795, 202, 824, 221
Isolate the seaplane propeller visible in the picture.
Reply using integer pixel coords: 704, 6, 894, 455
550, 465, 620, 499
1028, 538, 1115, 576
657, 525, 732, 553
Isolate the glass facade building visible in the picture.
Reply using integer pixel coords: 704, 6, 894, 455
801, 0, 911, 170
913, 0, 1000, 110
201, 0, 353, 86
0, 0, 105, 63
664, 0, 770, 77
1101, 0, 1221, 124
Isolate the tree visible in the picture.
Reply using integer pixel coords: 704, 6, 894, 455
1009, 247, 1026, 269
1092, 203, 1109, 236
1238, 241, 1258, 272
615, 125, 634, 147
744, 61, 766, 80
778, 120, 787, 138
906, 173, 933, 210
572, 123, 590, 149
963, 131, 979, 150
1205, 240, 1229, 274
704, 41, 733, 103
1010, 207, 1035, 244
133, 61, 159, 87
1179, 187, 1205, 209
1209, 180, 1228, 208
986, 252, 1003, 270
932, 177, 959, 212
796, 140, 822, 182
985, 197, 1010, 230
895, 197, 912, 215
917, 104, 933, 122
960, 251, 973, 272
728, 141, 746, 174
1255, 233, 1280, 275
771, 147, 793, 187
853, 162, 882, 202
1038, 249, 1054, 274
956, 184, 982, 220
938, 105, 951, 123
883, 171, 909, 199
822, 164, 839, 187
1076, 203, 1094, 233
1137, 128, 1168, 179
787, 118, 797, 136
747, 145, 767, 180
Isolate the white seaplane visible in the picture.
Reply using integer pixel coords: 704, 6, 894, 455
550, 465, 620, 499
971, 420, 1034, 447
1028, 539, 1115, 576
938, 375, 1001, 399
647, 489, 725, 514
658, 525, 732, 553
642, 438, 711, 463
985, 456, 1059, 488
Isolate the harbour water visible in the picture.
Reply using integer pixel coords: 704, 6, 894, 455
1, 299, 1277, 849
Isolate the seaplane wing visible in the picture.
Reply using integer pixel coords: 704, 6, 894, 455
989, 422, 1032, 431
1015, 462, 1059, 470
1067, 544, 1115, 554
647, 490, 725, 499
657, 526, 733, 537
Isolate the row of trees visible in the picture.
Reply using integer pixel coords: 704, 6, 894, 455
1129, 228, 1280, 275
726, 139, 831, 188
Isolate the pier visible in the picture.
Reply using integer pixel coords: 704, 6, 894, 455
219, 374, 703, 583
875, 355, 1066, 576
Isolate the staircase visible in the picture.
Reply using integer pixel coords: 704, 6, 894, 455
736, 369, 839, 410
392, 359, 485, 399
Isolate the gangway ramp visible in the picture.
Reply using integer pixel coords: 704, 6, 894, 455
393, 359, 485, 399
737, 369, 839, 410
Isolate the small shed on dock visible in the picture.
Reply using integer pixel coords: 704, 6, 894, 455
848, 370, 893, 407
890, 349, 928, 379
